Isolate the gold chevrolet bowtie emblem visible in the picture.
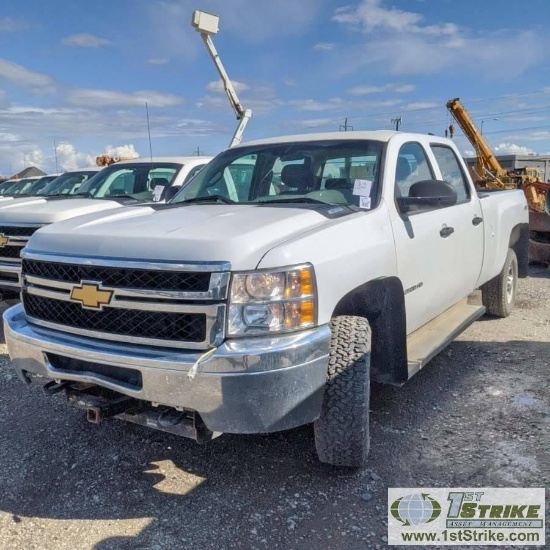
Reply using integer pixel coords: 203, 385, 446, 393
0, 234, 9, 247
70, 282, 113, 309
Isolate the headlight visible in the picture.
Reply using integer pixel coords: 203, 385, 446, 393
228, 265, 316, 336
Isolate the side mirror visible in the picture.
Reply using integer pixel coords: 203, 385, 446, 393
545, 189, 550, 216
397, 179, 458, 213
152, 184, 179, 203
164, 186, 180, 203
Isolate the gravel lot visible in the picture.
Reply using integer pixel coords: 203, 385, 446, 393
0, 266, 548, 550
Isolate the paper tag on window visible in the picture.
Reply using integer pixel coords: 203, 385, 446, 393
353, 179, 372, 197
359, 196, 371, 209
152, 185, 165, 202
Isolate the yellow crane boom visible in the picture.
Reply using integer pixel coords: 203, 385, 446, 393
446, 97, 549, 213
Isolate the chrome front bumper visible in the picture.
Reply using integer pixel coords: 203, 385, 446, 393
0, 261, 21, 291
4, 304, 331, 433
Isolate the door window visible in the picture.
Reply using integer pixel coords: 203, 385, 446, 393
431, 145, 471, 203
395, 142, 434, 199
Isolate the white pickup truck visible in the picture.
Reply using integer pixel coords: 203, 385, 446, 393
0, 157, 211, 297
4, 131, 529, 468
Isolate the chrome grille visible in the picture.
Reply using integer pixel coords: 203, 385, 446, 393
24, 294, 207, 342
0, 226, 38, 237
22, 259, 210, 292
0, 246, 23, 260
21, 252, 230, 349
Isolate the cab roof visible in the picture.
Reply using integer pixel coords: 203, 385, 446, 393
236, 130, 450, 148
115, 156, 212, 165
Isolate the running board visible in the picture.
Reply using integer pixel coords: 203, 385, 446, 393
406, 300, 485, 379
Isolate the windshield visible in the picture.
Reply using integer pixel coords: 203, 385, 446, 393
26, 175, 59, 196
171, 139, 383, 207
39, 171, 98, 196
3, 178, 40, 196
76, 162, 181, 200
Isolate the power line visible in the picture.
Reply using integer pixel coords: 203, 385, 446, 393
339, 117, 353, 131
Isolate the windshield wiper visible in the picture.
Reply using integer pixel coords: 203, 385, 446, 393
104, 194, 137, 200
70, 192, 93, 198
259, 197, 333, 205
182, 195, 235, 204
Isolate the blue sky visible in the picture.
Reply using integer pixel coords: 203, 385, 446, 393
1, 0, 550, 175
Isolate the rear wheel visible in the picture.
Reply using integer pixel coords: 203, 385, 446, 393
314, 315, 371, 468
482, 248, 518, 318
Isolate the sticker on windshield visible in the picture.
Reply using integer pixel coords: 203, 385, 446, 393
359, 196, 371, 209
353, 179, 372, 197
152, 185, 165, 202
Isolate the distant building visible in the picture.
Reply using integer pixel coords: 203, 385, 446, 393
464, 154, 550, 183
12, 166, 46, 179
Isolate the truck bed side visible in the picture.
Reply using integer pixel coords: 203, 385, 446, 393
477, 189, 529, 286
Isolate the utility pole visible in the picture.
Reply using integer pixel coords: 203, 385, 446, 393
339, 118, 353, 132
53, 139, 59, 173
193, 146, 204, 156
391, 117, 402, 131
145, 102, 154, 161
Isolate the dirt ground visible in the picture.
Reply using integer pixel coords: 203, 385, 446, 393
0, 266, 548, 550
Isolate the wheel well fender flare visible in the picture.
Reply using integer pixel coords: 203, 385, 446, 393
332, 277, 408, 384
509, 222, 529, 278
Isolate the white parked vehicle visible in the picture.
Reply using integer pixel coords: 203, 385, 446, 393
0, 157, 211, 296
4, 131, 528, 467
0, 177, 42, 199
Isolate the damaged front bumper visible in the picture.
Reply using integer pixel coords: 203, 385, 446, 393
3, 304, 330, 434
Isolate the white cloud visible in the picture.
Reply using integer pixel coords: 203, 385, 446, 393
283, 78, 297, 87
0, 17, 28, 32
333, 0, 458, 36
0, 132, 19, 142
206, 80, 250, 94
347, 83, 416, 95
314, 42, 335, 51
289, 98, 346, 112
104, 144, 140, 160
404, 101, 439, 110
53, 143, 96, 170
61, 33, 111, 48
147, 58, 169, 66
0, 59, 56, 94
332, 1, 548, 77
494, 143, 534, 155
66, 89, 183, 108
291, 117, 340, 129
463, 149, 475, 157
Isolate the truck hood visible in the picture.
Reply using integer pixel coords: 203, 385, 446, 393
0, 198, 126, 224
28, 204, 335, 270
0, 196, 53, 208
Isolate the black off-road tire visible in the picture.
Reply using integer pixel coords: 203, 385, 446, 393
481, 248, 518, 318
314, 315, 371, 468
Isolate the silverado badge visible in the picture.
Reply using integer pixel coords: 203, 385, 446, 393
0, 234, 9, 247
70, 282, 113, 310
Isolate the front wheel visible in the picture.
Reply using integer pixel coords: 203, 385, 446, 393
314, 315, 371, 468
481, 248, 518, 318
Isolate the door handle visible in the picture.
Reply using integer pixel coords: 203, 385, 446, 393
440, 226, 455, 238
472, 216, 483, 226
